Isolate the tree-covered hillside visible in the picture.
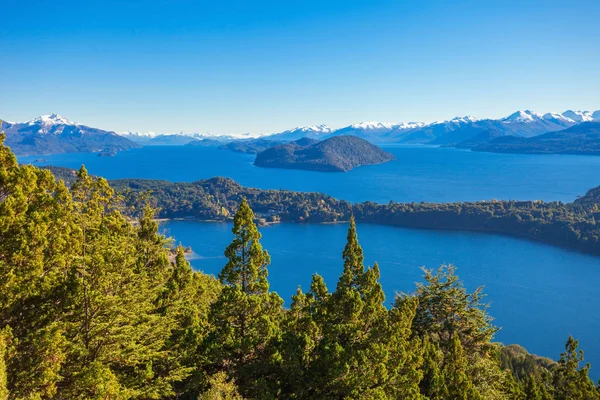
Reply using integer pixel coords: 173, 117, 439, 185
90, 174, 600, 256
254, 135, 395, 172
3, 135, 600, 398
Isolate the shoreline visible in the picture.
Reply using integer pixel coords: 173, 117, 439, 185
154, 216, 599, 258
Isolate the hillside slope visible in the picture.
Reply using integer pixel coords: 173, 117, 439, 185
473, 122, 600, 155
254, 135, 395, 172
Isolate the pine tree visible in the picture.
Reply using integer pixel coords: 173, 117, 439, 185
307, 217, 422, 399
206, 199, 283, 398
419, 337, 447, 399
160, 246, 221, 397
411, 265, 498, 356
553, 336, 600, 400
443, 336, 481, 400
524, 374, 543, 400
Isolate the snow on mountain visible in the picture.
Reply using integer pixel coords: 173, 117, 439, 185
542, 112, 575, 123
395, 121, 427, 130
501, 110, 545, 123
27, 113, 77, 127
267, 124, 333, 141
593, 110, 600, 121
291, 124, 332, 133
348, 121, 395, 131
562, 110, 594, 123
2, 114, 139, 155
431, 115, 480, 125
119, 131, 161, 138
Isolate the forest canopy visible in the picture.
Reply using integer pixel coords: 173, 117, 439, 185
2, 134, 600, 398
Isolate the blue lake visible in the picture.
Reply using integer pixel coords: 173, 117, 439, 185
20, 144, 600, 203
20, 145, 600, 375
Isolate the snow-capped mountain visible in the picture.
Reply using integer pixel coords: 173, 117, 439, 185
501, 110, 544, 123
410, 110, 580, 145
28, 113, 77, 128
3, 108, 599, 154
543, 112, 575, 124
1, 114, 139, 155
323, 121, 427, 142
562, 110, 595, 123
267, 125, 332, 141
396, 116, 479, 144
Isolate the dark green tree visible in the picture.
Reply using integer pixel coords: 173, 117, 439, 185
206, 199, 283, 398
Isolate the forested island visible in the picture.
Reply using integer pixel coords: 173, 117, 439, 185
254, 135, 396, 172
43, 166, 600, 256
3, 134, 600, 399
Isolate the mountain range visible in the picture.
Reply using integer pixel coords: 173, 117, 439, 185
472, 122, 600, 155
2, 109, 599, 155
0, 114, 139, 156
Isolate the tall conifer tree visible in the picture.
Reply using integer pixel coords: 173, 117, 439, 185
207, 199, 283, 398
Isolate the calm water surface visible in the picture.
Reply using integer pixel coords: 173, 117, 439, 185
163, 220, 600, 377
20, 145, 600, 375
20, 145, 600, 203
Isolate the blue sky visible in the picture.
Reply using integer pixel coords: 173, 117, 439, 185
1, 0, 599, 135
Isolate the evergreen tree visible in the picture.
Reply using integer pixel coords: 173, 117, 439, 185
412, 265, 498, 356
199, 372, 245, 400
419, 337, 447, 399
443, 336, 481, 400
524, 374, 543, 400
160, 246, 221, 397
307, 217, 422, 399
206, 199, 283, 398
553, 336, 600, 400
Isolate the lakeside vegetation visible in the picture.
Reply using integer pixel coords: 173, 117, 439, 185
3, 134, 600, 398
43, 168, 600, 256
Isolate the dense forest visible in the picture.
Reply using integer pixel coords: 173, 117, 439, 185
44, 167, 600, 256
3, 134, 600, 399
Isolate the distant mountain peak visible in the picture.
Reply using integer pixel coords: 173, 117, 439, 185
502, 110, 544, 123
286, 124, 332, 133
451, 115, 479, 123
349, 121, 395, 130
562, 110, 594, 122
543, 112, 574, 123
28, 113, 77, 126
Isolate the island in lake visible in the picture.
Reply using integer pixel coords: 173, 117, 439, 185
254, 135, 395, 172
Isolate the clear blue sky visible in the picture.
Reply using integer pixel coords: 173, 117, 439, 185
1, 0, 599, 135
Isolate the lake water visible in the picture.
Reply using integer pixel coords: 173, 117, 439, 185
20, 144, 600, 203
162, 220, 600, 377
20, 145, 600, 375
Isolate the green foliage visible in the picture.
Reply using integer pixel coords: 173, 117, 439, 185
205, 199, 283, 399
198, 372, 245, 400
1, 140, 598, 399
552, 336, 600, 400
254, 135, 395, 172
0, 328, 9, 400
94, 173, 600, 256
